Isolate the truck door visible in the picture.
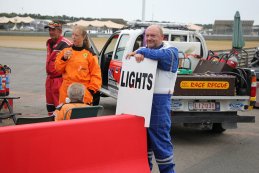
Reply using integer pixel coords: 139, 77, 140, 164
99, 33, 130, 94
100, 33, 120, 87
110, 34, 129, 84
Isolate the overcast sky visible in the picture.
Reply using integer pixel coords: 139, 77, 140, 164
1, 0, 258, 24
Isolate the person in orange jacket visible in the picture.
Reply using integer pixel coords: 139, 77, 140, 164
54, 83, 87, 121
45, 20, 72, 115
55, 25, 102, 105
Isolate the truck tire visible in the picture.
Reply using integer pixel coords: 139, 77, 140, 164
211, 123, 226, 133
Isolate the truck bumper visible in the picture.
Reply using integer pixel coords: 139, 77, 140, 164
171, 112, 255, 124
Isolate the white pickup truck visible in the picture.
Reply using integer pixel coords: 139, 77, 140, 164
64, 27, 256, 133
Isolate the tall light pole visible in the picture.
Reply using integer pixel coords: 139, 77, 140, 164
142, 0, 146, 22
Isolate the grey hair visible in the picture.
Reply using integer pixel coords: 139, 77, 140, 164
67, 83, 85, 102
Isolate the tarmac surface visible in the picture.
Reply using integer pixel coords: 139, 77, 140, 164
0, 47, 259, 173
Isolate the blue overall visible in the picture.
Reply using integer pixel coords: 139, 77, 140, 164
136, 43, 178, 173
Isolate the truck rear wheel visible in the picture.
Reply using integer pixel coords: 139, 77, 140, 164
211, 123, 226, 133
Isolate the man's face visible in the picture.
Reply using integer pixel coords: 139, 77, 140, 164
49, 28, 61, 41
145, 26, 164, 48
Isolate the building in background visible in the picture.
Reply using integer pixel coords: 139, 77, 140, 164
252, 25, 259, 36
213, 20, 254, 35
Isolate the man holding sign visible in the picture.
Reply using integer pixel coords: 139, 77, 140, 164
127, 25, 178, 173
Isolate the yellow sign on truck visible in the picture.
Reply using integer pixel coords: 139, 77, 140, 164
180, 81, 230, 89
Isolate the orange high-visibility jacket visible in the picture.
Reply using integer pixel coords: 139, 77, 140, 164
55, 47, 102, 104
54, 103, 87, 121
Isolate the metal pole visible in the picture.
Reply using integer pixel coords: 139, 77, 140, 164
142, 0, 146, 22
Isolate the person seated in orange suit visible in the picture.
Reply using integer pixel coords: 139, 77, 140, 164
54, 83, 87, 121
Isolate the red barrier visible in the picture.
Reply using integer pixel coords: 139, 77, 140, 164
0, 114, 150, 173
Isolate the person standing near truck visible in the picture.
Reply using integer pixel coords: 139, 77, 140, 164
45, 21, 72, 115
55, 25, 101, 105
127, 25, 178, 173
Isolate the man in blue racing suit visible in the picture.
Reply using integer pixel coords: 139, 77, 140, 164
127, 25, 178, 173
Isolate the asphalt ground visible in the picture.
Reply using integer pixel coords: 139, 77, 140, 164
0, 47, 259, 173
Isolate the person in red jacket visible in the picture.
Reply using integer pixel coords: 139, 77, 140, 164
45, 21, 72, 115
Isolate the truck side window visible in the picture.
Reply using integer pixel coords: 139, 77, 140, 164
114, 34, 129, 60
104, 35, 118, 57
101, 34, 119, 86
163, 34, 169, 41
171, 35, 187, 42
133, 35, 143, 51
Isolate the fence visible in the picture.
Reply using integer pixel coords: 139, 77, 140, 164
213, 47, 257, 68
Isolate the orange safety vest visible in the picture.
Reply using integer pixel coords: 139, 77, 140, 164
54, 103, 87, 121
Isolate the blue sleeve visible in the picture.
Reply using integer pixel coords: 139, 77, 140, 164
136, 47, 179, 73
